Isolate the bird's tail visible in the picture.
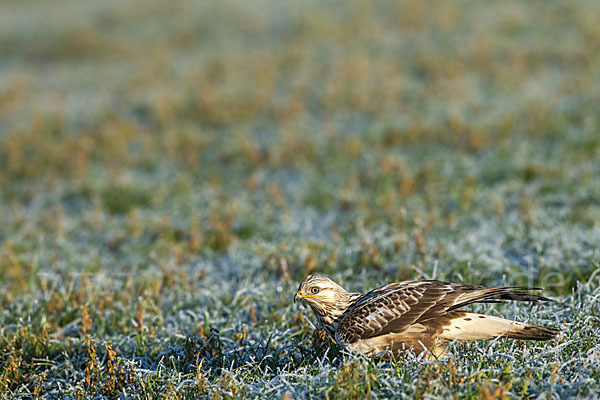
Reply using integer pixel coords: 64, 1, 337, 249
440, 312, 561, 342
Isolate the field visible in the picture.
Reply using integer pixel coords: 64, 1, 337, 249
1, 0, 600, 398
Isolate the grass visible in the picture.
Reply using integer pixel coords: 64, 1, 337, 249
1, 0, 600, 398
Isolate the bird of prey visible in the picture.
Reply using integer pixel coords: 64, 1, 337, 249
294, 275, 560, 357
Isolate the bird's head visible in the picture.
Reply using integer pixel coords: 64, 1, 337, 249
294, 275, 356, 325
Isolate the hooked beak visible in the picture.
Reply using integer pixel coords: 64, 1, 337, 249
294, 290, 302, 303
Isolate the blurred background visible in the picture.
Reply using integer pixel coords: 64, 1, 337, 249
1, 0, 599, 397
2, 0, 598, 292
2, 0, 600, 295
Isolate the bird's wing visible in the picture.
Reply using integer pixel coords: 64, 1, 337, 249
335, 280, 549, 344
335, 281, 455, 344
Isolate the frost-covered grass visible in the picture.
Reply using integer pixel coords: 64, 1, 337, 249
1, 0, 600, 398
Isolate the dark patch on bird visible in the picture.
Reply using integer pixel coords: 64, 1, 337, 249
464, 318, 472, 321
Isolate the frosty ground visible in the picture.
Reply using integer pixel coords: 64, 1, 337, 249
1, 0, 599, 398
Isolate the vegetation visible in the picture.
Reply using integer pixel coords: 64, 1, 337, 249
1, 0, 599, 398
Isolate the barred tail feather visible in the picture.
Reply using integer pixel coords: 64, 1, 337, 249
440, 312, 561, 342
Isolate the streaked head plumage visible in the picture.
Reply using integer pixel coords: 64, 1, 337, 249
294, 275, 358, 326
294, 275, 342, 302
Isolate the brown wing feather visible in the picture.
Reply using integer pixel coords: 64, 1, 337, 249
336, 281, 454, 344
335, 280, 550, 346
447, 286, 552, 311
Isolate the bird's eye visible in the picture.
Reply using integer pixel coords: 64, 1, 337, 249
311, 287, 320, 294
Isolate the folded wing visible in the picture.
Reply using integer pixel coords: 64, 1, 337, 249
335, 280, 554, 345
